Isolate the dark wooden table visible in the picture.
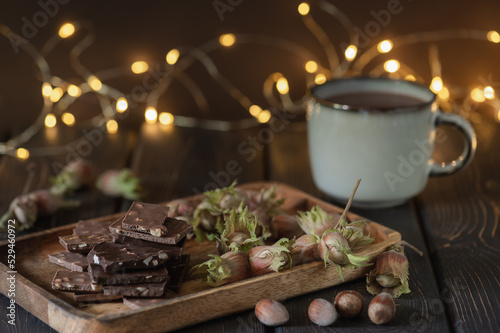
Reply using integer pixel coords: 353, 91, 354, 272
0, 112, 498, 332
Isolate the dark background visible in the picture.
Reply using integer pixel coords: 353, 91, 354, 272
1, 0, 500, 134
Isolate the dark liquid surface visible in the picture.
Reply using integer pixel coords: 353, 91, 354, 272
325, 92, 426, 110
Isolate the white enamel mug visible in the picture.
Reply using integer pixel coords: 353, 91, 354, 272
307, 77, 477, 208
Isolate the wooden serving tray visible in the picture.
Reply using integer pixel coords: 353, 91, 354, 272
0, 182, 401, 332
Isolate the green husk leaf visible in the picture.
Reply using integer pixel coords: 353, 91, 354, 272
342, 220, 374, 249
251, 238, 294, 273
255, 185, 285, 216
218, 207, 265, 253
297, 206, 338, 235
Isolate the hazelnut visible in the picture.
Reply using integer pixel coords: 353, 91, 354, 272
255, 299, 289, 326
308, 298, 338, 326
368, 292, 396, 325
334, 290, 365, 318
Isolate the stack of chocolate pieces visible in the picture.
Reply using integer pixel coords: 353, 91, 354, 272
49, 202, 192, 303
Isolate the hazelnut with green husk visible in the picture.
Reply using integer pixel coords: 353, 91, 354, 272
309, 179, 374, 281
191, 251, 251, 287
366, 241, 423, 298
191, 181, 282, 242
248, 238, 295, 276
216, 207, 267, 254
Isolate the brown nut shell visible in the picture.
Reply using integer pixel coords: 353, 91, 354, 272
255, 299, 289, 326
334, 290, 365, 318
308, 298, 338, 326
368, 292, 396, 324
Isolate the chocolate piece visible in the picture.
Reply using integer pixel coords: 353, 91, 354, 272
89, 264, 169, 285
48, 251, 88, 272
110, 218, 192, 245
88, 242, 169, 272
73, 219, 116, 237
113, 234, 185, 259
166, 254, 190, 293
51, 270, 102, 293
73, 293, 122, 303
121, 202, 170, 236
123, 293, 176, 309
59, 234, 111, 253
103, 282, 166, 297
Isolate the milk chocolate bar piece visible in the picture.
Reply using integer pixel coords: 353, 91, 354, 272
73, 219, 116, 237
113, 234, 185, 259
51, 270, 102, 293
121, 202, 170, 236
59, 234, 111, 253
110, 218, 192, 245
103, 282, 166, 297
88, 242, 169, 272
89, 264, 169, 285
166, 254, 190, 293
73, 293, 122, 303
49, 251, 89, 272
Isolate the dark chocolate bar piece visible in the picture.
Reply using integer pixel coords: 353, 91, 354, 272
73, 219, 116, 237
103, 282, 166, 297
73, 293, 122, 303
48, 251, 88, 272
113, 234, 185, 259
166, 254, 190, 293
88, 242, 169, 272
51, 270, 102, 293
59, 234, 111, 253
110, 218, 192, 245
89, 264, 169, 285
121, 202, 170, 236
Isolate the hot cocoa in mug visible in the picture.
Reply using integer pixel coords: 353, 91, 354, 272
307, 77, 476, 208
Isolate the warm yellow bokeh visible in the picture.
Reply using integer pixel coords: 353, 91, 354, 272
131, 61, 149, 74
16, 148, 30, 160
88, 76, 102, 91
42, 83, 53, 97
116, 97, 128, 112
298, 3, 310, 15
384, 60, 400, 73
430, 77, 443, 93
249, 105, 263, 117
276, 78, 289, 94
305, 61, 318, 73
166, 49, 180, 65
106, 119, 118, 134
344, 45, 357, 61
62, 112, 75, 126
159, 112, 174, 125
219, 34, 236, 47
377, 40, 393, 53
67, 84, 81, 97
257, 110, 271, 123
145, 107, 158, 124
59, 23, 75, 38
314, 73, 326, 85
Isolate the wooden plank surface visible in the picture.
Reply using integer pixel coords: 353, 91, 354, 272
268, 126, 451, 332
415, 118, 500, 333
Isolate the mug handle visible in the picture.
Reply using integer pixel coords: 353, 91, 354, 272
429, 111, 477, 176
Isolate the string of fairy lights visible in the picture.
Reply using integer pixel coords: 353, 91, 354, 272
1, 1, 500, 160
